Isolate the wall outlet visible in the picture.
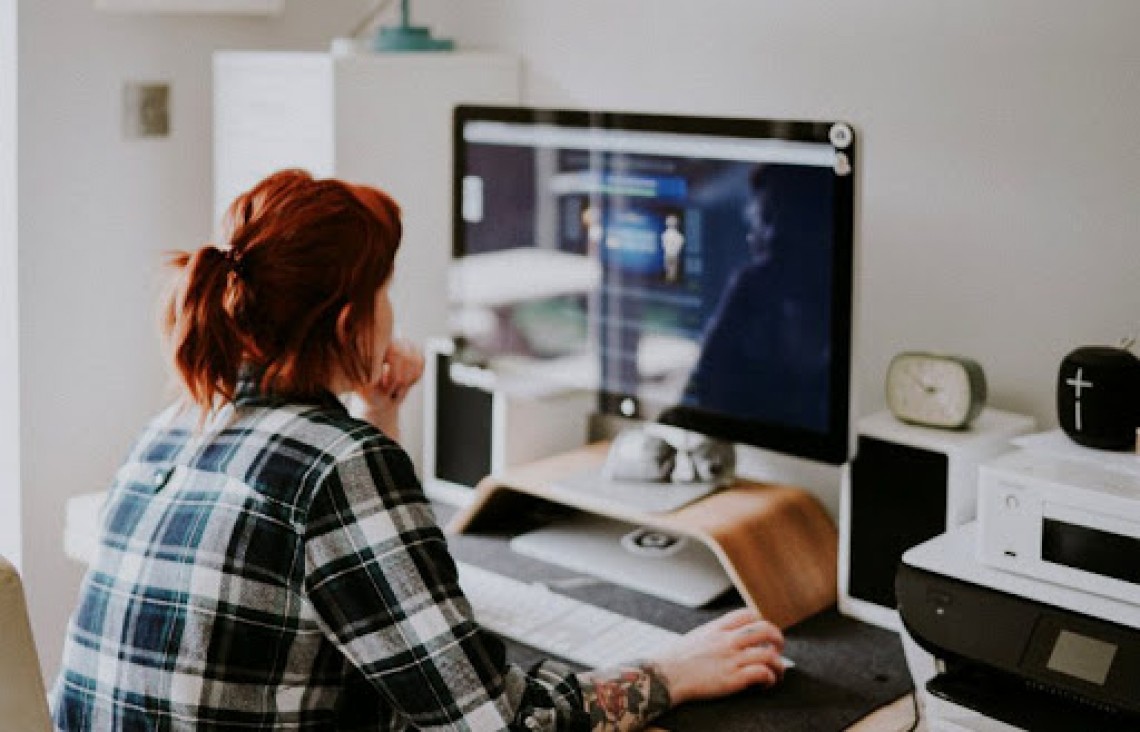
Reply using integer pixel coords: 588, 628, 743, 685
123, 82, 170, 138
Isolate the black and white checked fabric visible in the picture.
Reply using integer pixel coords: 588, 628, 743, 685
52, 378, 588, 731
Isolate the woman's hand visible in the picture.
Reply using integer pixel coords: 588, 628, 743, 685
653, 607, 785, 705
354, 338, 425, 441
576, 609, 784, 730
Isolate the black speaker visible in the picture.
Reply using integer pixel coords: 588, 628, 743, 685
847, 435, 948, 612
1057, 346, 1140, 451
422, 339, 593, 505
839, 409, 1035, 630
431, 349, 494, 492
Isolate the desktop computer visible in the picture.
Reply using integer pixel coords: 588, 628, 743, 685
447, 105, 858, 608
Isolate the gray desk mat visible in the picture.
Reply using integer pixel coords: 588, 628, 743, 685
437, 504, 914, 732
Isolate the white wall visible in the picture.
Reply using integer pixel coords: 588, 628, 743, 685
19, 0, 1140, 689
450, 0, 1140, 429
1, 0, 18, 569
17, 0, 384, 680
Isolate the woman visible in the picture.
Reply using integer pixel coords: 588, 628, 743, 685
52, 170, 785, 731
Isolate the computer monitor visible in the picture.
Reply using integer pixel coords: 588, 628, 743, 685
449, 105, 856, 468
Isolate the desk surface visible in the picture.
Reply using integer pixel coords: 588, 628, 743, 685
63, 491, 917, 731
438, 502, 915, 732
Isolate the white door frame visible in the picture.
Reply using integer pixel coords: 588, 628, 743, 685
0, 0, 21, 569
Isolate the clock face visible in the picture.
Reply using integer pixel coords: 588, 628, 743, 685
886, 353, 985, 429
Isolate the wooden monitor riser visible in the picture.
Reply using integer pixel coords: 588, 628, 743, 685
447, 442, 838, 630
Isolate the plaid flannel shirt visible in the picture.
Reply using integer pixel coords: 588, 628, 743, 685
52, 378, 589, 731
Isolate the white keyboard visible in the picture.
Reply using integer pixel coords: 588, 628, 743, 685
457, 561, 682, 668
456, 562, 793, 670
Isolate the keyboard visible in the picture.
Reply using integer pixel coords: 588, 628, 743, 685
456, 562, 793, 671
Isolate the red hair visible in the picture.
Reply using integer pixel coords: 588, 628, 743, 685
163, 169, 402, 409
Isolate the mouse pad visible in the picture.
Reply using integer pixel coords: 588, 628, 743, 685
437, 502, 914, 731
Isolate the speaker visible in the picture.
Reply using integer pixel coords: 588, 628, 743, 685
1057, 345, 1140, 451
422, 338, 594, 505
838, 409, 1034, 630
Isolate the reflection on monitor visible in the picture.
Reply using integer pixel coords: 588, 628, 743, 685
450, 106, 855, 465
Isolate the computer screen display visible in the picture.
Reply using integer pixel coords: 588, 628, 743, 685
450, 106, 855, 464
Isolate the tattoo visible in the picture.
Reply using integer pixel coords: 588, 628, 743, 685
578, 661, 672, 732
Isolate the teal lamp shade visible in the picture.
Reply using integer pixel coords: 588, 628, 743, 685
374, 0, 454, 52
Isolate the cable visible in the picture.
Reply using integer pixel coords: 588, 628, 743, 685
346, 0, 396, 39
902, 689, 921, 732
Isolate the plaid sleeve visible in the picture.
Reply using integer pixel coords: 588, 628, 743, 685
303, 433, 590, 731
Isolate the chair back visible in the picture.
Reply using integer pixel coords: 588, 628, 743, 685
0, 555, 53, 732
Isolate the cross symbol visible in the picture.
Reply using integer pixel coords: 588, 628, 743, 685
1066, 368, 1093, 398
1066, 367, 1093, 431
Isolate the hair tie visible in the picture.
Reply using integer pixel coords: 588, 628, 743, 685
222, 247, 249, 280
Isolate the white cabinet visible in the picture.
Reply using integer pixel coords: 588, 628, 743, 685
214, 51, 521, 469
97, 0, 283, 13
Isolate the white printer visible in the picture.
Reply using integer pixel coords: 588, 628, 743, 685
898, 522, 1140, 731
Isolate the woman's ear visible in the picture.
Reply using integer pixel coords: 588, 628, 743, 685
334, 302, 380, 388
334, 303, 354, 349
334, 304, 363, 387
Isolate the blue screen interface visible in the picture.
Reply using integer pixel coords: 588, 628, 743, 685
452, 120, 841, 435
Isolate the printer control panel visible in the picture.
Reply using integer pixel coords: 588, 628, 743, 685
897, 560, 1140, 724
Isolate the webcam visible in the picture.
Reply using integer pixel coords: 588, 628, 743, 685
829, 122, 853, 149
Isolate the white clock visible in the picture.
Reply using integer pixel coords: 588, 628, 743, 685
885, 352, 987, 430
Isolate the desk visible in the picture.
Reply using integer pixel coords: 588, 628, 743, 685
64, 491, 917, 730
850, 696, 924, 731
439, 500, 915, 731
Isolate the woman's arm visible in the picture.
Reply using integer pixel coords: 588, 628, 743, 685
304, 439, 590, 731
577, 608, 785, 731
318, 338, 785, 729
351, 337, 424, 443
577, 662, 671, 731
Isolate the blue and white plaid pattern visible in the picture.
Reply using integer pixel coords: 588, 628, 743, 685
52, 379, 588, 731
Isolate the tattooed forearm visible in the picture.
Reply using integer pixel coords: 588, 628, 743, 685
577, 662, 672, 732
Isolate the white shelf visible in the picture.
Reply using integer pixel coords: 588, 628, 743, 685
214, 50, 521, 474
96, 0, 282, 14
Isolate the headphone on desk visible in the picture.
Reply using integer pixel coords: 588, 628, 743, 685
603, 426, 737, 485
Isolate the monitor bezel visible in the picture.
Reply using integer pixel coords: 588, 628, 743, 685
452, 104, 855, 466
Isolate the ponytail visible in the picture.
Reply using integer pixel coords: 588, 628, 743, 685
163, 245, 248, 408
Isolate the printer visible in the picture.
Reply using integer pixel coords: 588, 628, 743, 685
898, 523, 1140, 731
897, 443, 1140, 730
896, 442, 1140, 732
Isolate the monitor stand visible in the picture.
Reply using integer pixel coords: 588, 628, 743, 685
509, 513, 734, 607
447, 440, 840, 629
549, 467, 720, 514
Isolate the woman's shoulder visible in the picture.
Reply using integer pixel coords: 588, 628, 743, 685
138, 397, 403, 477
283, 405, 426, 519
264, 399, 401, 461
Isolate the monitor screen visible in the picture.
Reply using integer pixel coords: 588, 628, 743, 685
449, 106, 855, 465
